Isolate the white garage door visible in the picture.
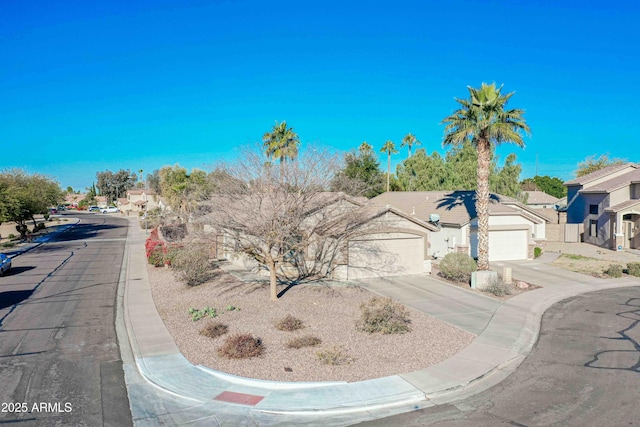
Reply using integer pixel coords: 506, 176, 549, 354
488, 229, 528, 261
348, 235, 424, 280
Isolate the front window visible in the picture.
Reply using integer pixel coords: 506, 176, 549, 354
589, 204, 598, 215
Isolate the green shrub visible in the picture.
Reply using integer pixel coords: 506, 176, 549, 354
275, 315, 304, 332
534, 247, 542, 258
438, 252, 477, 282
482, 276, 513, 297
7, 234, 15, 239
286, 335, 322, 349
626, 262, 640, 277
171, 244, 211, 286
43, 214, 50, 221
605, 264, 623, 278
218, 334, 264, 359
147, 247, 165, 267
316, 345, 354, 365
356, 296, 411, 334
188, 306, 217, 321
199, 321, 228, 339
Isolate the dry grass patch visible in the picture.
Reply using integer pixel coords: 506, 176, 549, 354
199, 321, 228, 339
218, 333, 264, 359
275, 314, 305, 332
286, 335, 322, 349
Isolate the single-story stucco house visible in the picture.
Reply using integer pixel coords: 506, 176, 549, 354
369, 191, 549, 262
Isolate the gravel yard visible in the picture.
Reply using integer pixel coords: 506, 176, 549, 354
148, 265, 474, 382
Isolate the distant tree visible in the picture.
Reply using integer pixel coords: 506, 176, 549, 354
575, 154, 626, 178
521, 175, 567, 199
395, 149, 449, 191
262, 121, 301, 180
491, 153, 525, 200
330, 142, 385, 198
0, 169, 63, 238
147, 169, 162, 195
96, 169, 137, 204
380, 140, 398, 192
400, 133, 421, 159
444, 140, 480, 191
159, 165, 214, 220
442, 82, 530, 271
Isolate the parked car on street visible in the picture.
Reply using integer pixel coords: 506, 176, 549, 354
88, 206, 100, 212
0, 253, 11, 275
101, 206, 119, 214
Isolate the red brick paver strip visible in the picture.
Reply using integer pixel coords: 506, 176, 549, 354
214, 391, 265, 406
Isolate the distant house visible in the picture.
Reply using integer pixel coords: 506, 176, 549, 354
564, 163, 640, 250
119, 189, 162, 215
524, 191, 560, 209
369, 191, 549, 262
95, 196, 108, 208
65, 193, 86, 207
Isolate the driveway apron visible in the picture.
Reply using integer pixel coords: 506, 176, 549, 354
357, 275, 502, 336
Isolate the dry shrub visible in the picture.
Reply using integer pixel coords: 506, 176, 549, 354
356, 296, 411, 334
439, 252, 477, 282
627, 262, 640, 277
171, 243, 211, 286
199, 321, 228, 339
316, 345, 354, 365
482, 276, 513, 297
605, 264, 623, 278
217, 334, 264, 359
286, 335, 321, 349
275, 314, 304, 332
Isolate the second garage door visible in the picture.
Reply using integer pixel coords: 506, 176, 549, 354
488, 229, 529, 261
347, 234, 424, 280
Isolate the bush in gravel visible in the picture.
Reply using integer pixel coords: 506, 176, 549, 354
316, 345, 354, 365
218, 334, 264, 359
199, 321, 228, 339
147, 247, 166, 267
482, 276, 513, 297
534, 247, 543, 258
438, 252, 477, 282
605, 264, 624, 278
171, 244, 211, 286
275, 314, 305, 332
356, 297, 411, 335
286, 335, 322, 349
188, 306, 217, 321
626, 262, 640, 277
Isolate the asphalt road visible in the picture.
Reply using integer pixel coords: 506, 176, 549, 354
356, 286, 640, 427
0, 213, 132, 426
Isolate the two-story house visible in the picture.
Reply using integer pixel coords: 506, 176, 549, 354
564, 163, 640, 250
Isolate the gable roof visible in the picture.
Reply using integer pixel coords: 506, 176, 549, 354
564, 163, 636, 187
524, 191, 560, 205
369, 191, 546, 227
578, 167, 640, 193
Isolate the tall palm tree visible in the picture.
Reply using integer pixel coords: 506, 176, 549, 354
380, 140, 398, 192
441, 83, 530, 271
401, 133, 421, 158
262, 121, 300, 180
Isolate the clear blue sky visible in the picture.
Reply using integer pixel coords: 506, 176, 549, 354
2, 0, 639, 191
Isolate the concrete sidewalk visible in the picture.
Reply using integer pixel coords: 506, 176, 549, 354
118, 219, 640, 426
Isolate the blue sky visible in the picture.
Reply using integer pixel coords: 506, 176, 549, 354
2, 0, 639, 191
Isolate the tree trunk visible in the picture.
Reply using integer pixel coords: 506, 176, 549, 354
267, 255, 278, 301
386, 153, 391, 192
476, 137, 491, 271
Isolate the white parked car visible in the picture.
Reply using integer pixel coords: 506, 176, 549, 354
101, 206, 119, 214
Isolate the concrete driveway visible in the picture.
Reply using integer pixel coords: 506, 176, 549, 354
357, 275, 502, 336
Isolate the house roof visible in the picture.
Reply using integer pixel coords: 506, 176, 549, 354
524, 191, 560, 205
369, 191, 544, 227
564, 163, 636, 186
605, 199, 640, 213
578, 167, 640, 194
128, 189, 157, 196
118, 198, 130, 205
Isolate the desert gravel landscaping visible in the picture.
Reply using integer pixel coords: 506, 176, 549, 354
148, 265, 475, 382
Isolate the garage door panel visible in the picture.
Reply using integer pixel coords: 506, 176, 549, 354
488, 230, 528, 261
348, 236, 423, 280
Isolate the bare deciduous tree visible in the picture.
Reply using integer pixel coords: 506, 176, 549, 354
199, 147, 376, 301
